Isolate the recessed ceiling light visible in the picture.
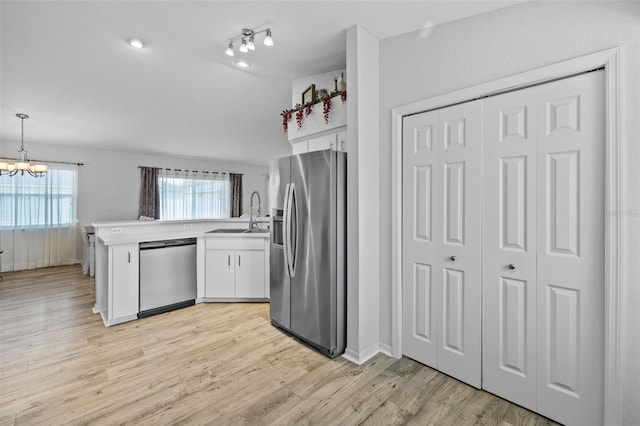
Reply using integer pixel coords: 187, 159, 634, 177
234, 61, 251, 69
128, 38, 145, 49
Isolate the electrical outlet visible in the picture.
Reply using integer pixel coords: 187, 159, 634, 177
111, 228, 122, 233
183, 224, 193, 229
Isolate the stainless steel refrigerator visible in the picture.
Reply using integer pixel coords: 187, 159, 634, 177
269, 149, 346, 358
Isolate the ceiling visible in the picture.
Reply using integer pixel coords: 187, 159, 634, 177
0, 1, 523, 166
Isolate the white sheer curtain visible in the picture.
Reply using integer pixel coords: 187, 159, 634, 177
0, 163, 78, 272
158, 169, 230, 220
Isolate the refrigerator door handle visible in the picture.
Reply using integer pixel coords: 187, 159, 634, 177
289, 183, 298, 277
283, 183, 292, 277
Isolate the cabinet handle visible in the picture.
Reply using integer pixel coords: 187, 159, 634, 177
128, 252, 131, 263
228, 254, 230, 266
238, 255, 241, 267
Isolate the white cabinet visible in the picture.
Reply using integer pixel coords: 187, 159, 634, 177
204, 249, 235, 297
204, 237, 268, 300
291, 129, 347, 154
95, 242, 139, 325
111, 243, 139, 319
235, 250, 265, 298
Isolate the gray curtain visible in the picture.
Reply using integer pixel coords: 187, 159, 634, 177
139, 167, 160, 219
230, 173, 243, 217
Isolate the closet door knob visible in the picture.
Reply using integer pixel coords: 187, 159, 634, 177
450, 256, 456, 262
508, 263, 516, 270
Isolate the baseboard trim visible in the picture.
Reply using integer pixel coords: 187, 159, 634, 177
380, 343, 396, 358
342, 344, 381, 365
105, 314, 137, 327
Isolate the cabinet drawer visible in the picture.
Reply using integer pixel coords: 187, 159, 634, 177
205, 238, 265, 251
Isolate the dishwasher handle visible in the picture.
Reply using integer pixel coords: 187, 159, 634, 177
140, 238, 197, 250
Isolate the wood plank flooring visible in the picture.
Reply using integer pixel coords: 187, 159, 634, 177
0, 265, 558, 425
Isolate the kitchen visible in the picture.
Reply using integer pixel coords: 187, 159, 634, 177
1, 1, 639, 425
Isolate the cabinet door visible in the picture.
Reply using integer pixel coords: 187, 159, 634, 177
308, 134, 337, 152
291, 141, 308, 155
336, 130, 347, 152
235, 249, 265, 298
205, 249, 235, 297
111, 243, 139, 319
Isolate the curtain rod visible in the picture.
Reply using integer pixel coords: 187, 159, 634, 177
138, 166, 242, 175
0, 157, 84, 166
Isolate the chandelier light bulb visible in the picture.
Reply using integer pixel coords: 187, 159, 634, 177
225, 43, 234, 56
239, 39, 249, 53
264, 29, 273, 46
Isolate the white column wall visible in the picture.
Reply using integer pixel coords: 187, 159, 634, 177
344, 25, 380, 364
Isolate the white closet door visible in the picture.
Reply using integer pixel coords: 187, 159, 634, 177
436, 102, 482, 388
483, 88, 538, 410
402, 110, 439, 367
402, 102, 482, 388
535, 71, 605, 425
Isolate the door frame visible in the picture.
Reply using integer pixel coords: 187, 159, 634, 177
390, 47, 622, 424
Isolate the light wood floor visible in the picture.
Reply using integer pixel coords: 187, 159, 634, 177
0, 265, 558, 425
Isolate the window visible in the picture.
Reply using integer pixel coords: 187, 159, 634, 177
158, 169, 230, 220
0, 165, 77, 228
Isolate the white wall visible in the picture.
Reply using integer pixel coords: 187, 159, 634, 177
291, 68, 346, 107
377, 2, 640, 424
0, 141, 269, 227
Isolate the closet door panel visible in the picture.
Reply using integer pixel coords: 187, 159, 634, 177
402, 111, 439, 367
483, 88, 538, 410
535, 71, 605, 426
436, 102, 482, 388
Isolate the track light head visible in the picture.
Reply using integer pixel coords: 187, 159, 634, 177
264, 29, 273, 46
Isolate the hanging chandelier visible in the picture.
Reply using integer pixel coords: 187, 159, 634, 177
0, 113, 48, 177
225, 28, 273, 57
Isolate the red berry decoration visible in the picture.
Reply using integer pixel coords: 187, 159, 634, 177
322, 97, 331, 124
295, 109, 304, 130
281, 111, 291, 133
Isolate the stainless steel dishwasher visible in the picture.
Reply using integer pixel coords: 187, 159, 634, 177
139, 238, 197, 318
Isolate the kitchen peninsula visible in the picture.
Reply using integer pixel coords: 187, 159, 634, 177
92, 218, 270, 326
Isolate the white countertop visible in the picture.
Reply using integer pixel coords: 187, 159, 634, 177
92, 218, 270, 245
92, 217, 269, 227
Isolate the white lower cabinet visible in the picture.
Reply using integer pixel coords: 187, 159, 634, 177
204, 249, 235, 297
204, 238, 268, 300
235, 250, 265, 298
109, 243, 139, 322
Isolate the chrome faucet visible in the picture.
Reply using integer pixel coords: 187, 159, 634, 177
250, 190, 261, 230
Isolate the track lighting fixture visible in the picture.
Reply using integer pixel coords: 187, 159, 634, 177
225, 28, 273, 57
